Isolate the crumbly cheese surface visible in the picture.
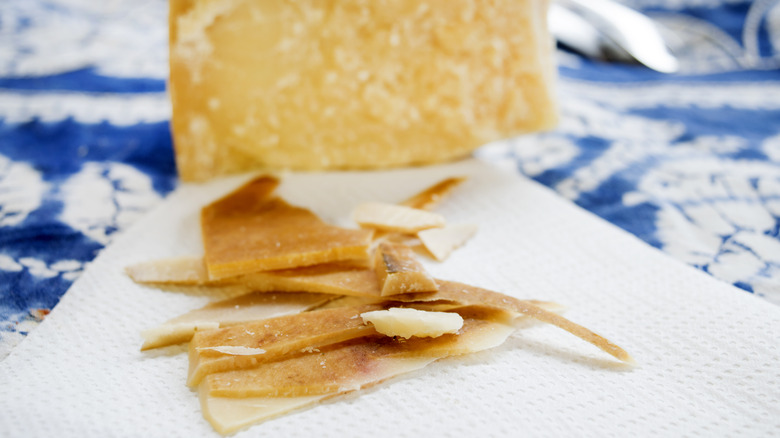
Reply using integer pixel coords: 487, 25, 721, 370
169, 0, 557, 180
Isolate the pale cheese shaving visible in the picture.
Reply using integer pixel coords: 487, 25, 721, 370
418, 224, 478, 261
197, 346, 268, 356
361, 308, 463, 339
352, 202, 445, 233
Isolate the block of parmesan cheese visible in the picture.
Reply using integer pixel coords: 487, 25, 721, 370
169, 0, 557, 181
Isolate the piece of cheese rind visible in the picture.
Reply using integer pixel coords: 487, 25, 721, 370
361, 308, 463, 339
199, 390, 326, 436
170, 0, 557, 181
201, 179, 373, 279
204, 175, 281, 216
125, 256, 212, 285
141, 322, 220, 351
240, 263, 383, 298
204, 340, 433, 398
127, 257, 382, 297
400, 177, 467, 211
393, 280, 634, 364
202, 310, 514, 399
374, 242, 438, 296
418, 224, 478, 261
140, 292, 329, 350
353, 202, 445, 234
187, 304, 382, 386
198, 346, 268, 356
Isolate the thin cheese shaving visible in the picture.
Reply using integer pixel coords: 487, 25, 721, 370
197, 346, 268, 356
361, 308, 463, 339
353, 202, 445, 233
418, 224, 478, 261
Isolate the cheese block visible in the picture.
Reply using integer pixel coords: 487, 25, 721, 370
169, 0, 557, 181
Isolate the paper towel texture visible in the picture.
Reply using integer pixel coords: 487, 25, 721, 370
1, 159, 778, 437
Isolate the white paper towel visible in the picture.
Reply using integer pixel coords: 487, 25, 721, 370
1, 159, 778, 437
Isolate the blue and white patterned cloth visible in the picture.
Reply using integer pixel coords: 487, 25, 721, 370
1, 0, 779, 359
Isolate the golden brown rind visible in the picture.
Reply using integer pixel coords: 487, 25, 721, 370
201, 176, 373, 280
374, 242, 438, 296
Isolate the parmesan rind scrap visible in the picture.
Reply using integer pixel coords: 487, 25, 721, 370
240, 263, 383, 298
187, 304, 382, 386
141, 322, 220, 351
400, 177, 467, 211
127, 257, 383, 298
202, 176, 373, 280
126, 256, 211, 285
374, 242, 438, 296
392, 280, 635, 364
140, 292, 330, 350
418, 224, 478, 261
199, 392, 327, 436
361, 308, 463, 339
352, 202, 445, 233
197, 346, 268, 356
201, 309, 512, 401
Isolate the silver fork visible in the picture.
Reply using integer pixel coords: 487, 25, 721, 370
549, 0, 679, 73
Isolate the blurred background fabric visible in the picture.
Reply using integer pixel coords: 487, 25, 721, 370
1, 0, 779, 359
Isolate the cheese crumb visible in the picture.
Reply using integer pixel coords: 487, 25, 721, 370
361, 308, 463, 339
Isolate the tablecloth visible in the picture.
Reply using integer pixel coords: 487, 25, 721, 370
1, 0, 779, 360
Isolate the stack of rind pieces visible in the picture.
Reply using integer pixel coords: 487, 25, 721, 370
127, 175, 633, 435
